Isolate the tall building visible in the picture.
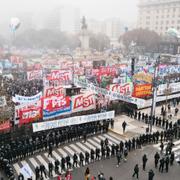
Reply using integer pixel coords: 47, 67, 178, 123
137, 0, 180, 35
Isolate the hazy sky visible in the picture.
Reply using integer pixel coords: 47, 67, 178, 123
0, 0, 138, 22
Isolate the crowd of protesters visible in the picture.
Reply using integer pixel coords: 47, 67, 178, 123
0, 108, 180, 180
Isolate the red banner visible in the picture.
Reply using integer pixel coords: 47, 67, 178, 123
0, 120, 11, 131
19, 107, 42, 125
133, 84, 152, 98
27, 70, 43, 81
107, 83, 133, 95
47, 70, 72, 81
72, 93, 96, 113
44, 86, 65, 98
44, 95, 71, 112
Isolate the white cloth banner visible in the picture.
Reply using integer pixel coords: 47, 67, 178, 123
13, 92, 42, 103
0, 96, 7, 107
141, 92, 180, 108
27, 70, 43, 81
20, 164, 32, 179
71, 93, 96, 113
157, 82, 180, 96
74, 78, 145, 108
33, 111, 115, 132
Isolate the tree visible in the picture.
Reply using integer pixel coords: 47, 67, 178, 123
119, 28, 161, 53
89, 33, 110, 51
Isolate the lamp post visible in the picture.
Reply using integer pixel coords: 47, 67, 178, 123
149, 55, 160, 133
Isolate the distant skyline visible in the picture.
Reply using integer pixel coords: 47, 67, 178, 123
0, 0, 138, 23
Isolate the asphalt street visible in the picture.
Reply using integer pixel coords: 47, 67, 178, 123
70, 143, 180, 180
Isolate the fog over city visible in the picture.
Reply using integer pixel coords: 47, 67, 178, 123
0, 0, 138, 20
0, 0, 138, 35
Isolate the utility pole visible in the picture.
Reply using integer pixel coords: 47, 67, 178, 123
149, 55, 160, 133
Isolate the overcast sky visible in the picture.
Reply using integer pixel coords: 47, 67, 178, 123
0, 0, 138, 22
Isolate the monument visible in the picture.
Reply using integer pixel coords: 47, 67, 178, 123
80, 16, 89, 50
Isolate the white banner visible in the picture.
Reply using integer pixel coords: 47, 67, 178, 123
157, 82, 180, 96
0, 96, 7, 107
27, 70, 43, 81
20, 164, 32, 179
141, 92, 180, 108
74, 78, 145, 108
33, 111, 115, 132
71, 93, 96, 113
12, 92, 42, 104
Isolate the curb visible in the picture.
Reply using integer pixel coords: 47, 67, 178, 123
109, 128, 127, 139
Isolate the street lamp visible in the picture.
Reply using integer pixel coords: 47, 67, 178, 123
149, 55, 160, 133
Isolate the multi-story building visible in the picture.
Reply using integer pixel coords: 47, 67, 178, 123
137, 0, 180, 35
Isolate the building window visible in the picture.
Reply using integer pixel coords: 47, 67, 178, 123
146, 21, 150, 25
156, 16, 159, 19
156, 10, 159, 13
156, 21, 158, 25
166, 27, 168, 30
178, 20, 180, 24
161, 21, 164, 24
173, 8, 176, 12
161, 15, 164, 18
167, 15, 169, 18
146, 16, 150, 19
166, 20, 169, 24
177, 26, 180, 30
172, 20, 174, 24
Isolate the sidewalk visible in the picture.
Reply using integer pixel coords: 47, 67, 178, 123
109, 115, 162, 140
109, 103, 180, 139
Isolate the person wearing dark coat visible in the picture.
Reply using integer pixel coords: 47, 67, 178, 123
54, 159, 60, 174
18, 173, 24, 180
165, 156, 169, 172
159, 157, 165, 173
66, 155, 71, 169
170, 152, 175, 165
142, 154, 148, 171
40, 164, 47, 178
48, 144, 53, 157
73, 153, 78, 168
35, 166, 40, 180
85, 151, 90, 165
61, 157, 66, 173
48, 162, 53, 177
95, 148, 100, 161
132, 164, 139, 179
90, 149, 95, 162
154, 152, 160, 168
79, 152, 84, 166
148, 169, 155, 180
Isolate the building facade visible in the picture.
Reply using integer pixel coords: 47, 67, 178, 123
138, 0, 180, 35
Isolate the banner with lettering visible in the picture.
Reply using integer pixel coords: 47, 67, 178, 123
19, 107, 42, 125
71, 93, 96, 113
133, 84, 152, 98
14, 100, 42, 125
43, 95, 71, 120
27, 70, 43, 81
46, 70, 72, 86
44, 86, 65, 97
33, 111, 115, 132
107, 83, 133, 96
12, 92, 42, 104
